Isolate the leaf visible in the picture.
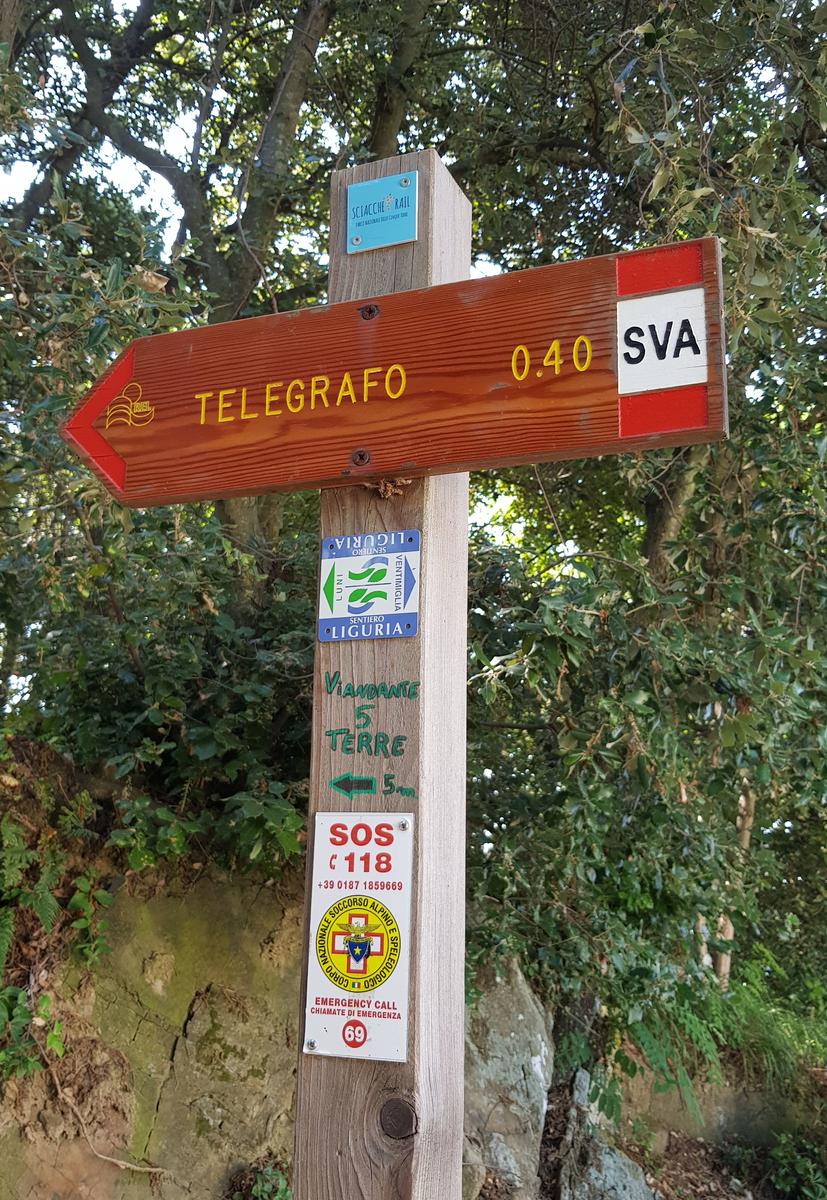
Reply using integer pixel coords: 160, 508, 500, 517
649, 163, 671, 201
0, 909, 14, 978
191, 738, 219, 761
130, 267, 168, 294
85, 317, 109, 349
46, 1025, 65, 1058
25, 877, 60, 933
105, 259, 123, 294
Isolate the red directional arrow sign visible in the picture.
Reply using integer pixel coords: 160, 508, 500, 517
62, 237, 727, 506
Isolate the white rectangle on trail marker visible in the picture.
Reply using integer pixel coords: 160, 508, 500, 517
616, 287, 708, 395
303, 812, 414, 1062
317, 530, 420, 642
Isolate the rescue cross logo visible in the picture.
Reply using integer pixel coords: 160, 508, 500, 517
316, 896, 401, 992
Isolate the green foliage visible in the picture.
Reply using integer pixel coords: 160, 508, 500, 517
249, 1165, 291, 1200
627, 1118, 656, 1161
67, 873, 112, 964
706, 956, 827, 1091
0, 987, 41, 1079
0, 908, 13, 978
18, 846, 63, 933
214, 785, 305, 868
597, 958, 827, 1114
229, 1161, 292, 1200
21, 870, 61, 934
0, 213, 316, 872
0, 990, 65, 1081
0, 818, 65, 947
770, 1134, 827, 1200
555, 1029, 592, 1079
109, 793, 208, 870
638, 1020, 696, 1106
0, 817, 35, 890
57, 790, 99, 842
588, 1065, 624, 1126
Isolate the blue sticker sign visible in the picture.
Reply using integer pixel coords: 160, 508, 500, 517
317, 530, 420, 642
346, 171, 418, 254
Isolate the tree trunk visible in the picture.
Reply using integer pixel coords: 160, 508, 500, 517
713, 779, 756, 989
368, 0, 436, 158
641, 443, 709, 585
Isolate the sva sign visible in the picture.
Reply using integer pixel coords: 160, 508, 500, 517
616, 286, 708, 396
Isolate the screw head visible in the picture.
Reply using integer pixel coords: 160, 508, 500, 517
399, 176, 410, 187
351, 448, 371, 466
398, 818, 410, 831
359, 303, 379, 320
351, 235, 362, 245
306, 1039, 317, 1051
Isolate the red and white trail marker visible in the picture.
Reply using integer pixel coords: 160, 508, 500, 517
615, 241, 717, 439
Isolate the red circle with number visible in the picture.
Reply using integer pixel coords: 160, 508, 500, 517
342, 1019, 367, 1049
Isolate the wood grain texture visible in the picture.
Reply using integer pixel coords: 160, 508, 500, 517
292, 150, 470, 1200
62, 232, 727, 506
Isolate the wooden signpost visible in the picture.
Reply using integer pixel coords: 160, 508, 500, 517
62, 213, 725, 506
61, 149, 728, 1200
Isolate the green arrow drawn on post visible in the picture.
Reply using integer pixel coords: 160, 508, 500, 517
329, 772, 377, 799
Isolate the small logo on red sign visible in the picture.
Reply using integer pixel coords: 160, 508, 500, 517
342, 1019, 367, 1049
105, 380, 155, 429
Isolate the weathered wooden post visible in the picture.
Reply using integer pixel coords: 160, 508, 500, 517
293, 150, 472, 1200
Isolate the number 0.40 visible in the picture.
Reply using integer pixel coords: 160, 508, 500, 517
510, 336, 592, 381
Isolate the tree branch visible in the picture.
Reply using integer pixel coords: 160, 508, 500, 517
215, 0, 336, 319
190, 0, 235, 170
16, 0, 163, 227
368, 0, 436, 159
641, 443, 709, 585
58, 0, 232, 298
450, 127, 610, 183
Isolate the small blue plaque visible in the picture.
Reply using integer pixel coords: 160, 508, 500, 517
346, 171, 418, 254
317, 529, 420, 642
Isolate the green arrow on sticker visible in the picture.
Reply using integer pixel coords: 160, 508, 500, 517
322, 564, 336, 612
329, 772, 377, 799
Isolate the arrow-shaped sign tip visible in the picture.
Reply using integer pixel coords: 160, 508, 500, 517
61, 346, 135, 492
